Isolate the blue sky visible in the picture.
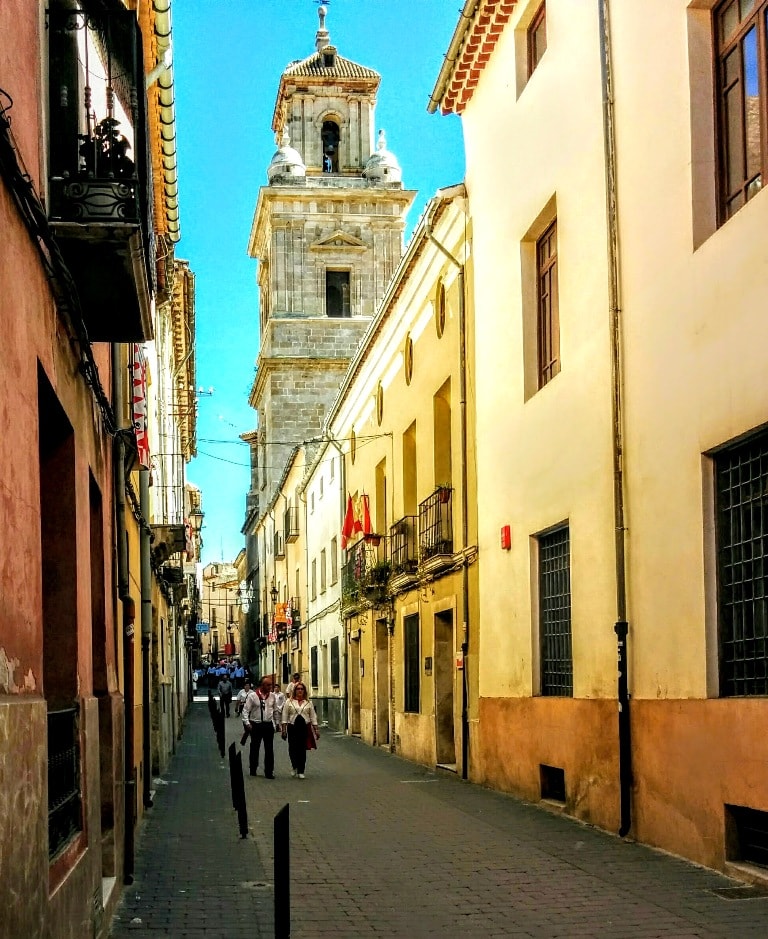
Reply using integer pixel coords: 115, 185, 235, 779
173, 1, 465, 563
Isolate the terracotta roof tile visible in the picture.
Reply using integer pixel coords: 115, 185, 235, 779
430, 0, 518, 116
283, 51, 379, 81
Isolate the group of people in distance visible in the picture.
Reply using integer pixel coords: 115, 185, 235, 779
235, 672, 319, 779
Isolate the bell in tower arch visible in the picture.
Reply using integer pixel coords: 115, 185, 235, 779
322, 120, 340, 173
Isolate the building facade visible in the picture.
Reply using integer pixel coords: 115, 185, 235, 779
326, 189, 475, 768
0, 1, 195, 934
430, 0, 768, 876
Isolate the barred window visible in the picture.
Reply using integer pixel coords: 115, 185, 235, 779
716, 432, 768, 696
539, 525, 573, 696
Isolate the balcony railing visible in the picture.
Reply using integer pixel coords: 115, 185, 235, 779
284, 506, 300, 543
419, 488, 454, 561
390, 516, 419, 575
341, 537, 391, 608
48, 706, 82, 859
47, 4, 152, 341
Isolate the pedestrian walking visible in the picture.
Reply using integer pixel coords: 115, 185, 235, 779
280, 682, 319, 779
242, 675, 278, 778
233, 661, 245, 689
235, 679, 251, 717
217, 674, 234, 717
285, 671, 302, 697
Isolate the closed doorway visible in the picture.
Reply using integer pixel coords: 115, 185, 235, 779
375, 618, 390, 746
434, 610, 455, 767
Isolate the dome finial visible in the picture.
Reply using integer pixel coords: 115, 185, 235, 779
315, 4, 331, 51
363, 129, 403, 186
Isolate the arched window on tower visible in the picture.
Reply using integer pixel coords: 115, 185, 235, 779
321, 120, 340, 172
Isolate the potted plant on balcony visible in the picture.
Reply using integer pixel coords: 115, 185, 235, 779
363, 560, 391, 603
363, 532, 382, 546
437, 485, 451, 504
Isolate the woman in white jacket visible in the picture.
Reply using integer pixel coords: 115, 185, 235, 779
280, 682, 319, 778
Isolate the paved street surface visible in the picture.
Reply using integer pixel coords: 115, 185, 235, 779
109, 702, 768, 938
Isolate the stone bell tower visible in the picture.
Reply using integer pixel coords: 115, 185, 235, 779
246, 4, 416, 510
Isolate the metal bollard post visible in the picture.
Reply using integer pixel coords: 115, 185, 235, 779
227, 743, 249, 838
274, 803, 290, 939
228, 742, 238, 810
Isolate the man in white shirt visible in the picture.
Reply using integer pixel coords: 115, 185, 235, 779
242, 675, 278, 778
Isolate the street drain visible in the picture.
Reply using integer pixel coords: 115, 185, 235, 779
240, 881, 272, 891
711, 885, 768, 901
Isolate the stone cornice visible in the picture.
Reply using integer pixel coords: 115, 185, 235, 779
248, 185, 416, 259
428, 0, 517, 116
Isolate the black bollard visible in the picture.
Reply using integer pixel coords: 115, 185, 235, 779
274, 803, 290, 939
215, 707, 225, 758
228, 742, 249, 838
234, 750, 248, 838
228, 742, 238, 810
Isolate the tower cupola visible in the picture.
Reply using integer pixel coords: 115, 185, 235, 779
267, 129, 306, 184
363, 129, 402, 185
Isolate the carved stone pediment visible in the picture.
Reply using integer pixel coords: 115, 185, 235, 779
310, 229, 367, 252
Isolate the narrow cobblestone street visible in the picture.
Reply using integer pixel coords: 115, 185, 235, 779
107, 703, 768, 939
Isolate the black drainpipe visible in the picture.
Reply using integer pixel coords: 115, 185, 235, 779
599, 0, 632, 837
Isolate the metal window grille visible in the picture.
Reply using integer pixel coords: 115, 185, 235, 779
716, 433, 768, 696
390, 516, 418, 574
404, 614, 420, 712
47, 706, 82, 859
419, 488, 453, 561
539, 526, 573, 696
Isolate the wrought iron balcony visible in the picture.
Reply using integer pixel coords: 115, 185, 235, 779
284, 506, 300, 543
419, 488, 454, 561
47, 4, 152, 341
341, 537, 391, 609
390, 516, 419, 576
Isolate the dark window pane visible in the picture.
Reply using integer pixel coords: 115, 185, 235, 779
528, 3, 546, 76
725, 84, 745, 192
741, 0, 757, 18
330, 636, 340, 686
721, 0, 741, 45
404, 614, 420, 712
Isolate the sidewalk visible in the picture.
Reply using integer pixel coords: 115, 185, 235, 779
109, 702, 768, 938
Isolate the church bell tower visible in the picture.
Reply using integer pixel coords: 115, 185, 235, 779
246, 5, 416, 511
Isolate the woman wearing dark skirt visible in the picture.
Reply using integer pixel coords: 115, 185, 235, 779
280, 682, 319, 778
